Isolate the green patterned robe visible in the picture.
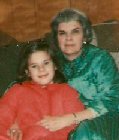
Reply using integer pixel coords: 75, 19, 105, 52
56, 44, 119, 140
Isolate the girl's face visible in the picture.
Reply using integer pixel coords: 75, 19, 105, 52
58, 21, 84, 60
27, 51, 56, 86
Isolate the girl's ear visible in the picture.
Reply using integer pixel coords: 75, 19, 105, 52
25, 70, 30, 76
55, 66, 57, 70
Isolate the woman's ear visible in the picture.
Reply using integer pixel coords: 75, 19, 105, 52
83, 38, 86, 43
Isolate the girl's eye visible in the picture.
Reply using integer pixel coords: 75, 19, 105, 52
44, 61, 50, 65
31, 65, 37, 68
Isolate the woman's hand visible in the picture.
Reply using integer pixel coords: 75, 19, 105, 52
7, 121, 22, 140
37, 115, 75, 131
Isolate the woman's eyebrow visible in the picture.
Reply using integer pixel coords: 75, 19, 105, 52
72, 27, 82, 30
58, 30, 65, 32
58, 27, 81, 32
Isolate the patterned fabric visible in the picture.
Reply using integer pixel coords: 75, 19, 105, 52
0, 82, 84, 140
69, 112, 119, 140
56, 44, 119, 140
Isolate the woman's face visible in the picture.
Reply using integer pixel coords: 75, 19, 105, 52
57, 21, 84, 60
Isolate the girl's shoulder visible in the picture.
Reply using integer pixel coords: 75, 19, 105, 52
5, 81, 31, 94
53, 83, 77, 93
5, 83, 22, 94
52, 83, 70, 88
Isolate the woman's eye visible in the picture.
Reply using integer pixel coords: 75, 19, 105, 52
72, 29, 81, 34
58, 32, 65, 36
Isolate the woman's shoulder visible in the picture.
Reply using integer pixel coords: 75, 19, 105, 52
85, 44, 114, 65
87, 44, 118, 72
87, 44, 111, 57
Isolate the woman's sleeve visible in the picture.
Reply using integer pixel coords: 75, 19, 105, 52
92, 51, 119, 114
69, 51, 119, 116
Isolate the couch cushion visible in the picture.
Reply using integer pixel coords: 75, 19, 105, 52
93, 21, 119, 52
0, 44, 21, 97
110, 52, 119, 70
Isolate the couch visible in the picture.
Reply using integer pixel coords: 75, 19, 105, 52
0, 21, 119, 97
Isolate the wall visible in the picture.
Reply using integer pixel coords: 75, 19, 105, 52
0, 0, 119, 97
0, 0, 119, 42
71, 0, 119, 23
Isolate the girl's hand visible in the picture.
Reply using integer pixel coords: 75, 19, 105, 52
7, 122, 22, 140
37, 115, 75, 131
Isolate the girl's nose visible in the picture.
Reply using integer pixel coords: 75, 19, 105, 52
39, 65, 45, 71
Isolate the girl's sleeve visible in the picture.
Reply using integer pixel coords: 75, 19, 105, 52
69, 51, 119, 116
62, 84, 85, 114
0, 84, 20, 136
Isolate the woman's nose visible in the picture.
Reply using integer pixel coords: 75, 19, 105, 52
66, 33, 72, 41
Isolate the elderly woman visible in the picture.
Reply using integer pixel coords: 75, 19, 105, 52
47, 8, 119, 140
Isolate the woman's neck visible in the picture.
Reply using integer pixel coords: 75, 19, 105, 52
65, 49, 82, 61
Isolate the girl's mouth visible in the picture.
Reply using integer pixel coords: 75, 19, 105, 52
38, 74, 48, 78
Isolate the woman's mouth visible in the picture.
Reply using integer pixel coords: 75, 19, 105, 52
65, 44, 74, 47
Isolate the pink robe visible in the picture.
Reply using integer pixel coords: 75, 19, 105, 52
0, 82, 84, 140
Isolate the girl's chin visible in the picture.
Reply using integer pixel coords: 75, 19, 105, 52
35, 81, 53, 86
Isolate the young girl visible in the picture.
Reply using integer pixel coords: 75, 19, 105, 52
0, 39, 84, 140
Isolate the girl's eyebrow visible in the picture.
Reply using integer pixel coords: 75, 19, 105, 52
28, 63, 37, 66
44, 58, 51, 62
29, 58, 51, 65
